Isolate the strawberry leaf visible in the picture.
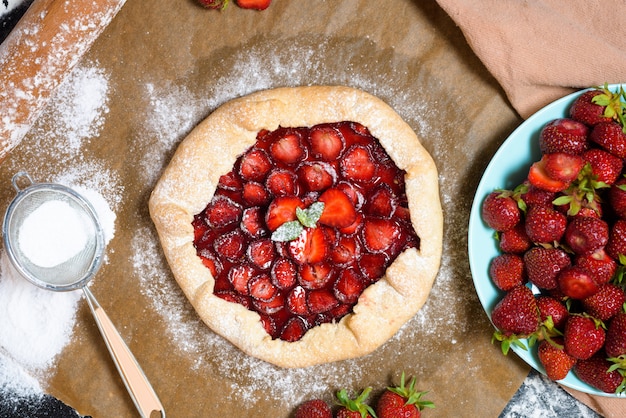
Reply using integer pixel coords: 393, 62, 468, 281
271, 221, 303, 242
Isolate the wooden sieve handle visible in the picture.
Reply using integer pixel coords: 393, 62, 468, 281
0, 0, 127, 162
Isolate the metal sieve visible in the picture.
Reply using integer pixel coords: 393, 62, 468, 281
2, 172, 165, 418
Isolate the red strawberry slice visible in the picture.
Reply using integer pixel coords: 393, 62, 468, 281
330, 236, 360, 266
288, 227, 328, 265
340, 145, 376, 182
543, 152, 585, 182
299, 262, 335, 289
248, 274, 278, 301
286, 286, 309, 316
240, 206, 266, 238
205, 196, 243, 229
265, 196, 305, 231
365, 184, 397, 218
242, 181, 270, 206
309, 125, 345, 161
334, 269, 365, 304
228, 264, 255, 295
318, 188, 357, 228
358, 252, 388, 282
213, 230, 246, 261
198, 249, 222, 278
338, 212, 363, 235
298, 162, 336, 192
217, 171, 242, 191
266, 169, 297, 196
279, 317, 308, 342
307, 288, 339, 314
247, 238, 275, 270
239, 148, 272, 182
335, 181, 364, 209
362, 218, 400, 253
253, 292, 285, 315
270, 132, 305, 164
527, 158, 569, 192
270, 257, 297, 289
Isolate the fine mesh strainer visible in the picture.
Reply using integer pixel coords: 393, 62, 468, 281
2, 172, 165, 418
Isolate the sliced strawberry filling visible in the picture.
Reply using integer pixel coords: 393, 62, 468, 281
192, 121, 420, 341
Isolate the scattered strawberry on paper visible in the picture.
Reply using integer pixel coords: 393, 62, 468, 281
197, 0, 271, 11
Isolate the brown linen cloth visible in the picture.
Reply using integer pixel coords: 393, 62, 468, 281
434, 0, 626, 416
435, 0, 626, 119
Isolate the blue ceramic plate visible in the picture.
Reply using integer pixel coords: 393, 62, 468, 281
468, 84, 625, 397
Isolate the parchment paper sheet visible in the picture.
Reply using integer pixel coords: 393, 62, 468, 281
0, 1, 528, 416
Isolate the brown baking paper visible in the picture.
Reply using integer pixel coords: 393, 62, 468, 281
0, 0, 528, 416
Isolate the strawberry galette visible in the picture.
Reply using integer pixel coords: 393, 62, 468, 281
149, 86, 442, 368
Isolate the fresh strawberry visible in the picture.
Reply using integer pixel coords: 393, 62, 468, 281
498, 223, 532, 254
362, 218, 401, 253
248, 273, 277, 301
336, 387, 377, 418
564, 314, 606, 360
341, 145, 376, 183
236, 0, 271, 10
524, 247, 571, 290
213, 230, 246, 261
582, 284, 625, 321
286, 285, 309, 316
240, 206, 266, 238
228, 264, 255, 295
247, 238, 275, 270
570, 89, 616, 126
563, 216, 608, 256
307, 288, 339, 314
538, 118, 589, 155
270, 257, 297, 289
606, 219, 626, 259
376, 372, 434, 418
334, 268, 366, 304
527, 158, 569, 192
265, 196, 305, 231
270, 132, 305, 164
298, 162, 336, 192
605, 312, 626, 357
557, 266, 599, 300
608, 177, 626, 218
489, 253, 526, 291
574, 353, 626, 393
205, 195, 243, 228
310, 124, 345, 161
242, 181, 270, 206
481, 190, 522, 232
575, 249, 617, 285
537, 338, 577, 381
299, 262, 335, 289
543, 152, 585, 182
318, 188, 357, 228
590, 121, 626, 159
521, 182, 556, 207
536, 295, 569, 330
239, 148, 272, 182
295, 399, 332, 418
266, 169, 297, 197
280, 316, 308, 342
197, 0, 228, 9
491, 285, 540, 354
583, 148, 623, 185
288, 227, 328, 265
524, 205, 567, 244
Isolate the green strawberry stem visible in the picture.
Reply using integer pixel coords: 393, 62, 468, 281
388, 372, 435, 411
336, 387, 377, 418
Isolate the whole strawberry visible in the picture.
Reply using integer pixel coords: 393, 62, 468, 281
524, 247, 571, 291
491, 285, 540, 354
295, 399, 332, 418
583, 148, 623, 185
537, 338, 577, 381
197, 0, 229, 8
605, 312, 626, 358
605, 219, 626, 260
536, 295, 569, 330
574, 249, 617, 285
236, 0, 271, 9
376, 372, 434, 418
538, 118, 589, 155
498, 223, 532, 254
481, 191, 521, 232
564, 314, 606, 360
489, 253, 526, 291
570, 89, 615, 126
582, 284, 625, 321
590, 121, 626, 159
574, 353, 626, 393
608, 177, 626, 218
524, 205, 567, 244
336, 387, 376, 418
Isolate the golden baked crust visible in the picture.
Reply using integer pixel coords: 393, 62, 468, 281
149, 86, 443, 368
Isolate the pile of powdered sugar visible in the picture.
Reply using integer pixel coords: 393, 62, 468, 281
0, 62, 120, 405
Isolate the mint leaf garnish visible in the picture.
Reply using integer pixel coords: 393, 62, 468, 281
296, 202, 324, 228
271, 221, 304, 242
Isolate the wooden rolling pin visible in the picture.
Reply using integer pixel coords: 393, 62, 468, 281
0, 0, 127, 162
